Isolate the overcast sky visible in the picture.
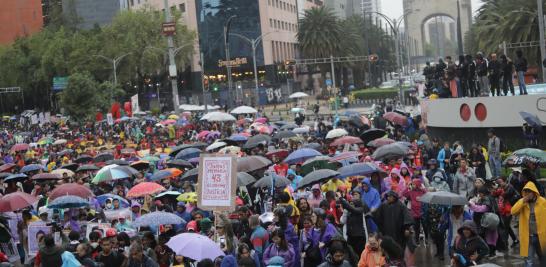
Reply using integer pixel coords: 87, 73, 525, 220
380, 0, 484, 19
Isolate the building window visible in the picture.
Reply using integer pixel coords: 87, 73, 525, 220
268, 0, 271, 5
130, 0, 134, 6
179, 3, 185, 12
270, 19, 273, 27
275, 0, 279, 8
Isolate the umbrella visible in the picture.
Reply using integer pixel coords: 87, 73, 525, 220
200, 112, 236, 122
259, 212, 274, 224
383, 112, 408, 126
134, 211, 185, 227
303, 143, 322, 150
284, 148, 322, 164
48, 195, 89, 209
237, 172, 257, 187
167, 159, 193, 169
142, 155, 161, 162
0, 172, 12, 179
96, 194, 130, 207
218, 146, 241, 155
76, 164, 99, 172
94, 153, 114, 163
60, 163, 79, 172
231, 106, 258, 114
0, 163, 16, 172
330, 151, 362, 162
92, 165, 131, 184
360, 129, 387, 144
168, 114, 179, 120
292, 127, 309, 134
150, 168, 182, 181
106, 159, 129, 166
32, 173, 61, 181
266, 149, 289, 160
255, 117, 268, 123
419, 191, 468, 206
161, 119, 177, 125
206, 141, 227, 152
166, 233, 224, 261
289, 92, 309, 98
37, 137, 53, 146
253, 174, 292, 188
503, 154, 543, 167
367, 138, 395, 148
53, 139, 67, 145
512, 148, 546, 163
273, 131, 297, 140
519, 111, 542, 128
74, 155, 93, 164
326, 129, 349, 139
238, 156, 272, 172
50, 183, 94, 200
57, 149, 73, 156
127, 182, 166, 198
280, 124, 298, 130
244, 134, 272, 149
180, 168, 198, 181
330, 136, 362, 147
372, 142, 410, 161
4, 173, 28, 183
300, 156, 339, 175
115, 166, 140, 176
155, 191, 181, 199
120, 148, 136, 155
0, 192, 37, 212
21, 164, 43, 173
130, 161, 150, 171
177, 192, 197, 203
175, 148, 201, 160
51, 168, 75, 177
10, 143, 29, 152
338, 162, 380, 178
228, 134, 248, 142
169, 144, 200, 157
297, 169, 340, 189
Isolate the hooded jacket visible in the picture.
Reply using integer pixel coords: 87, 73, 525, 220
263, 243, 295, 267
318, 255, 352, 267
511, 181, 546, 257
454, 220, 489, 265
287, 169, 302, 191
384, 169, 406, 197
372, 191, 413, 247
39, 245, 64, 267
430, 171, 450, 192
402, 179, 426, 218
360, 178, 381, 210
357, 244, 385, 267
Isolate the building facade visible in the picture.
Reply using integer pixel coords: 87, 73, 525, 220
61, 0, 125, 29
0, 0, 44, 44
324, 0, 347, 19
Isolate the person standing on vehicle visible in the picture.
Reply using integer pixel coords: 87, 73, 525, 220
466, 55, 477, 97
514, 50, 528, 95
500, 55, 515, 96
488, 54, 502, 97
476, 53, 489, 96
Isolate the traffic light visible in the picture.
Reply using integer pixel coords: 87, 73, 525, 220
368, 54, 379, 62
213, 85, 219, 91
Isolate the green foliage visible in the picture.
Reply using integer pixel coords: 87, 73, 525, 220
60, 72, 100, 121
297, 6, 342, 58
350, 88, 399, 100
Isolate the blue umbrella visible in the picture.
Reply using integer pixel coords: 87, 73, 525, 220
284, 148, 322, 164
228, 134, 248, 142
21, 164, 43, 173
519, 111, 542, 129
175, 148, 201, 160
150, 169, 175, 181
48, 195, 89, 209
338, 163, 378, 178
5, 173, 28, 182
96, 194, 130, 207
133, 211, 185, 227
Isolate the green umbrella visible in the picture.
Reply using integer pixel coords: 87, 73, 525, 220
512, 148, 546, 163
142, 155, 160, 162
300, 156, 339, 176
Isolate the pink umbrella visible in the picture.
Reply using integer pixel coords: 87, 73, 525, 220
0, 192, 37, 212
330, 151, 362, 162
197, 131, 210, 140
127, 182, 166, 198
255, 125, 271, 134
0, 163, 16, 172
367, 138, 395, 148
161, 119, 176, 125
330, 136, 363, 147
50, 183, 94, 200
10, 143, 29, 152
383, 112, 408, 126
255, 117, 268, 124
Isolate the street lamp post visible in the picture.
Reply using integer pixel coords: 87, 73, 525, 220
224, 15, 237, 108
229, 31, 277, 107
163, 0, 181, 112
538, 0, 546, 81
93, 53, 131, 86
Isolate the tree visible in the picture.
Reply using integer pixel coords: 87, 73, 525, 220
59, 72, 101, 121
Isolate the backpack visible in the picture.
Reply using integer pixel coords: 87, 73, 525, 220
497, 137, 508, 153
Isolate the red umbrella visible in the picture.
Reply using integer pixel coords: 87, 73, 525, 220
383, 112, 408, 126
10, 143, 29, 152
50, 183, 94, 200
266, 149, 289, 160
367, 138, 395, 148
0, 163, 16, 172
32, 173, 61, 181
330, 151, 362, 162
127, 182, 166, 198
0, 192, 37, 212
330, 136, 363, 147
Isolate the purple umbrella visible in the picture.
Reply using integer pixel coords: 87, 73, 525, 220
284, 148, 322, 165
166, 233, 224, 261
134, 211, 185, 227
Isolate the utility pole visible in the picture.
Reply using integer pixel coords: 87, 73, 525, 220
163, 0, 180, 112
330, 55, 338, 117
538, 0, 546, 81
456, 0, 464, 56
223, 15, 237, 108
200, 52, 208, 113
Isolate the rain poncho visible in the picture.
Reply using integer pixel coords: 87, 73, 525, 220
360, 178, 380, 210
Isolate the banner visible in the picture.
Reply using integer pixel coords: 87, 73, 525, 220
27, 222, 51, 255
103, 208, 132, 222
131, 94, 139, 113
38, 112, 45, 125
44, 112, 51, 123
106, 113, 114, 126
197, 154, 237, 211
85, 223, 111, 241
30, 114, 38, 125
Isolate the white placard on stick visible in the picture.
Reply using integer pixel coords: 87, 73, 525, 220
197, 154, 237, 211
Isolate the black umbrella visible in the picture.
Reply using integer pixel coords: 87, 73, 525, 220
76, 164, 99, 172
167, 159, 193, 169
273, 131, 297, 140
60, 163, 79, 172
297, 169, 340, 189
244, 134, 272, 149
303, 143, 322, 150
74, 155, 93, 164
360, 129, 386, 144
372, 142, 410, 161
253, 174, 291, 188
94, 153, 114, 163
280, 124, 298, 130
0, 172, 11, 179
237, 156, 272, 172
237, 172, 257, 187
519, 111, 542, 129
169, 143, 207, 157
57, 149, 74, 156
180, 168, 198, 181
106, 159, 129, 166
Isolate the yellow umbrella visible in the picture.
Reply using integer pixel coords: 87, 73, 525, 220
168, 114, 179, 120
218, 146, 241, 155
51, 168, 75, 177
176, 192, 197, 203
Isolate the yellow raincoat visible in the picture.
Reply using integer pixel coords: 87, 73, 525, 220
511, 182, 546, 257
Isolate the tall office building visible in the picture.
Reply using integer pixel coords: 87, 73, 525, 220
324, 0, 347, 19
0, 0, 44, 44
61, 0, 126, 29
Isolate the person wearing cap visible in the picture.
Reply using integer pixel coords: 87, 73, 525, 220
174, 201, 191, 222
508, 167, 524, 193
131, 201, 141, 221
307, 184, 324, 209
511, 181, 546, 267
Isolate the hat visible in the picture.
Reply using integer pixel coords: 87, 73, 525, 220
105, 228, 117, 238
131, 201, 141, 208
154, 200, 162, 206
38, 206, 49, 215
267, 256, 285, 267
478, 187, 490, 195
186, 220, 198, 231
511, 167, 522, 173
177, 201, 185, 207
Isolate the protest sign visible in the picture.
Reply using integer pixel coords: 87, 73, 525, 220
103, 208, 132, 222
27, 222, 51, 255
107, 113, 114, 125
85, 223, 111, 240
197, 154, 237, 211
